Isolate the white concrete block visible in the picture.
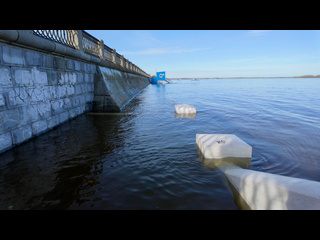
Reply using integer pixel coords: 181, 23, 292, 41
219, 165, 320, 210
175, 104, 196, 114
196, 134, 252, 159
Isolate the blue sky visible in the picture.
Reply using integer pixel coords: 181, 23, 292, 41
85, 30, 320, 78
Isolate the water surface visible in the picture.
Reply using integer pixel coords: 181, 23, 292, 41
1, 78, 320, 210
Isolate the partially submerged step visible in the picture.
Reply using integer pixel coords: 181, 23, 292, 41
219, 165, 320, 210
175, 104, 196, 114
196, 134, 252, 159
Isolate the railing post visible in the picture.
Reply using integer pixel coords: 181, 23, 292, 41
112, 49, 116, 64
73, 30, 83, 52
123, 58, 127, 69
120, 55, 124, 67
98, 39, 104, 60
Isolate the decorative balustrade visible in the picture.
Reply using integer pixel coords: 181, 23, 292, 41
32, 30, 149, 77
33, 30, 77, 49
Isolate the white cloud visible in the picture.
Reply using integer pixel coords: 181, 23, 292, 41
120, 47, 208, 55
247, 30, 271, 36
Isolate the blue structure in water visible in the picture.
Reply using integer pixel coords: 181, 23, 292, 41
151, 71, 166, 84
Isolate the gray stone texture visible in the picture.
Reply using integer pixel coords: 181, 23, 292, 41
0, 42, 95, 154
0, 40, 149, 154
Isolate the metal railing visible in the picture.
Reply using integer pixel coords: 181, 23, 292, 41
33, 30, 149, 77
33, 30, 77, 49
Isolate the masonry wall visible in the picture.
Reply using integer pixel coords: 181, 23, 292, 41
0, 41, 96, 154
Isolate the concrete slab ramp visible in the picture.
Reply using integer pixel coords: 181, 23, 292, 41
93, 66, 150, 112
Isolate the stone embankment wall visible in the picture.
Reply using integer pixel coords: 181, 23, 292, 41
0, 41, 96, 153
0, 30, 150, 154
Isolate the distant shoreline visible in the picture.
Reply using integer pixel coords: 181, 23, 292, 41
167, 75, 320, 80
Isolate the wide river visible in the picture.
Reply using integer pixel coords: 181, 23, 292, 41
1, 78, 320, 210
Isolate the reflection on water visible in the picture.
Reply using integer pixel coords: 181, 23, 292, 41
175, 113, 197, 119
1, 78, 320, 209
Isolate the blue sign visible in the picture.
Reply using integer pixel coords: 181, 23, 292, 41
157, 71, 166, 80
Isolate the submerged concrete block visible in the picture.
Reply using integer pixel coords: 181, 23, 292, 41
196, 134, 252, 159
175, 104, 196, 114
219, 165, 320, 210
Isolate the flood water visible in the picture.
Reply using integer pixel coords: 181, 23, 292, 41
1, 78, 320, 210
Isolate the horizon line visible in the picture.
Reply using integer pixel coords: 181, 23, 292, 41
166, 75, 320, 79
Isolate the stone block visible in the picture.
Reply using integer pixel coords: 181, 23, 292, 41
11, 125, 32, 145
32, 119, 48, 136
63, 98, 72, 109
79, 95, 86, 105
84, 63, 95, 73
72, 96, 80, 107
2, 45, 24, 65
53, 57, 66, 70
51, 99, 64, 115
2, 87, 29, 108
85, 93, 94, 103
47, 115, 59, 129
36, 102, 52, 119
47, 70, 58, 85
0, 93, 5, 109
25, 51, 41, 67
66, 60, 75, 70
59, 111, 68, 123
58, 72, 67, 85
66, 85, 75, 96
1, 89, 14, 108
196, 134, 252, 159
19, 104, 39, 125
74, 61, 82, 71
76, 72, 84, 83
0, 132, 12, 153
29, 87, 45, 102
75, 85, 82, 95
42, 55, 54, 68
14, 69, 32, 85
68, 107, 78, 119
31, 67, 48, 85
81, 84, 88, 93
84, 73, 91, 83
56, 85, 67, 98
70, 73, 77, 84
0, 67, 12, 87
0, 109, 20, 132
